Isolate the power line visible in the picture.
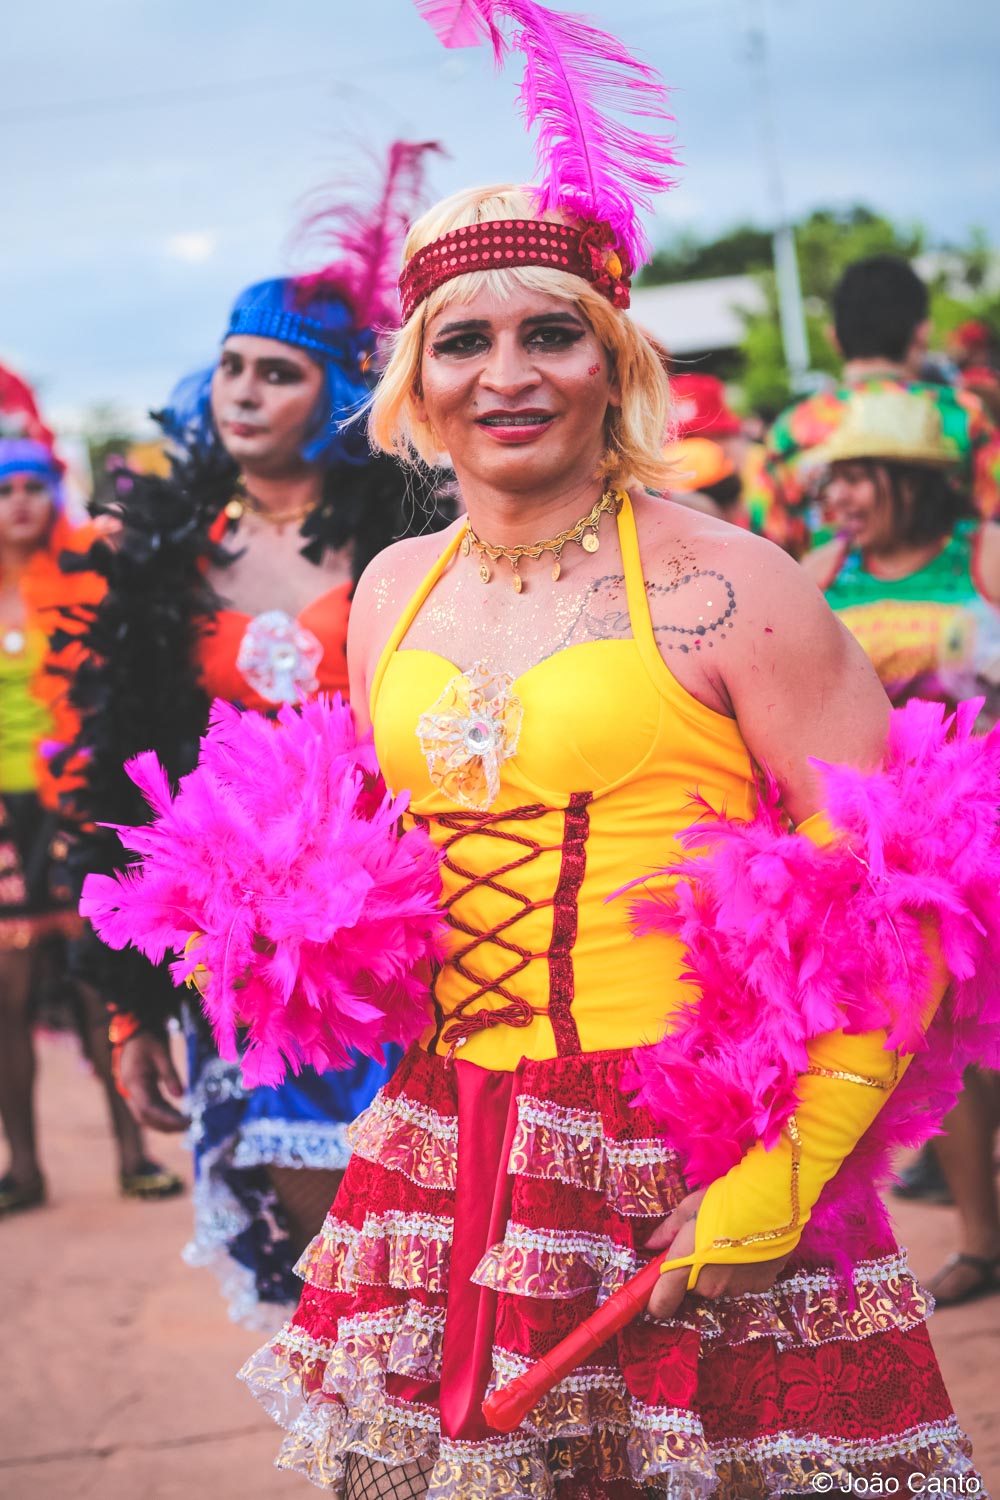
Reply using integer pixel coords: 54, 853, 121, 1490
0, 72, 339, 126
2, 3, 737, 129
0, 55, 425, 127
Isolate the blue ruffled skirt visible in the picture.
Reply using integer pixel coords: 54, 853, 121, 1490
181, 1010, 400, 1327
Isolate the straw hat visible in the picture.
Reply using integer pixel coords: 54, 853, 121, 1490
815, 389, 959, 469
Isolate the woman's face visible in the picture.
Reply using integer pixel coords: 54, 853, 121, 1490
210, 335, 325, 476
823, 460, 895, 551
0, 472, 55, 551
414, 285, 620, 496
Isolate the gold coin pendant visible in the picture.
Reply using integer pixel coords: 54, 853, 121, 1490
460, 533, 471, 557
479, 562, 491, 584
582, 531, 600, 553
512, 572, 523, 594
551, 558, 562, 581
225, 498, 244, 521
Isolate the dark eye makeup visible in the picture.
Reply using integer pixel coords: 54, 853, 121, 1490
0, 480, 47, 498
429, 323, 587, 359
260, 363, 307, 384
218, 353, 306, 384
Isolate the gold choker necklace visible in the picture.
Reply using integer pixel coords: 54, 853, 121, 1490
224, 485, 317, 533
461, 489, 620, 593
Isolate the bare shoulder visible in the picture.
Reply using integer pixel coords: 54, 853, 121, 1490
629, 493, 887, 817
630, 489, 880, 712
353, 522, 461, 617
349, 520, 463, 721
631, 489, 828, 627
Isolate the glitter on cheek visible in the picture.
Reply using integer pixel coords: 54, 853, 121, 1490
588, 363, 601, 376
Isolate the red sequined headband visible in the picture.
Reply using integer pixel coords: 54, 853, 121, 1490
397, 218, 632, 323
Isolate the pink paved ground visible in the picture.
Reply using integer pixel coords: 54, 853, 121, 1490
2, 1035, 997, 1499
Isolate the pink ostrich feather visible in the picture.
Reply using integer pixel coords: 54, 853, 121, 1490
623, 698, 1000, 1268
293, 140, 443, 332
80, 696, 445, 1088
413, 0, 678, 270
414, 0, 500, 47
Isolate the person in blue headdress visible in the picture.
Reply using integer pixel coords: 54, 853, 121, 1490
60, 143, 452, 1324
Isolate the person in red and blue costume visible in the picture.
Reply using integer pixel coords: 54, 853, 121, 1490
62, 144, 455, 1326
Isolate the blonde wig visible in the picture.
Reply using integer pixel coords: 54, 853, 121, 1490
369, 185, 672, 491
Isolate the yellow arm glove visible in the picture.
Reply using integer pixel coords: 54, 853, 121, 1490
654, 812, 950, 1289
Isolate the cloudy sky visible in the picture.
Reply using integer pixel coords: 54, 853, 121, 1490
3, 0, 998, 430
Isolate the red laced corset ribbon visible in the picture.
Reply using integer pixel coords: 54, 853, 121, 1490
397, 220, 632, 323
414, 793, 592, 1059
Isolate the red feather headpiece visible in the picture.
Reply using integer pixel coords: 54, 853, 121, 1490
403, 0, 679, 318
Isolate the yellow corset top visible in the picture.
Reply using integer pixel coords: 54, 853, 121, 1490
371, 495, 757, 1070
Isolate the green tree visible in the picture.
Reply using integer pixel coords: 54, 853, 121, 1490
738, 207, 926, 410
640, 224, 773, 285
925, 226, 1000, 351
642, 205, 948, 413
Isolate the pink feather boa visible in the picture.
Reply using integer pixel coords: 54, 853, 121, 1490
624, 699, 1000, 1264
80, 696, 444, 1087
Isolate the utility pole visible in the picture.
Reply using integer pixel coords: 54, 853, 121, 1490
745, 0, 811, 391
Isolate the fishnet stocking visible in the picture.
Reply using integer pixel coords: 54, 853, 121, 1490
266, 1166, 344, 1256
344, 1453, 434, 1498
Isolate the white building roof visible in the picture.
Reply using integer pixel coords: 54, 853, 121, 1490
629, 274, 767, 355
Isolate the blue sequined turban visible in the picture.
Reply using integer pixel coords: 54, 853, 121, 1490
160, 277, 375, 468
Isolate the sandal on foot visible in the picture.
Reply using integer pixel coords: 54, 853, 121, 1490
0, 1173, 46, 1217
926, 1252, 1000, 1307
119, 1160, 184, 1200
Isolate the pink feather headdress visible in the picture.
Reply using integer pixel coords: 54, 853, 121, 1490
293, 139, 444, 332
402, 0, 679, 317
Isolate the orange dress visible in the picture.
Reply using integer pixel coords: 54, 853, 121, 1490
196, 583, 351, 709
0, 519, 104, 948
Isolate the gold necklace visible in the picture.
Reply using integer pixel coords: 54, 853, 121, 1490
461, 489, 620, 593
224, 484, 317, 532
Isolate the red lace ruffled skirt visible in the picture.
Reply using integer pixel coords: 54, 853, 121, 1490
240, 1046, 978, 1498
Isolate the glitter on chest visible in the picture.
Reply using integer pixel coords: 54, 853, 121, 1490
237, 609, 324, 704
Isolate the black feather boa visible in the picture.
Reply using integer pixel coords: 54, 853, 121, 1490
55, 447, 452, 1030
52, 455, 228, 1027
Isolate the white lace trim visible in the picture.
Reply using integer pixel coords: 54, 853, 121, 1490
492, 1221, 636, 1268
233, 1119, 353, 1170
708, 1416, 974, 1469
515, 1095, 672, 1168
335, 1303, 447, 1346
183, 1051, 305, 1329
270, 1321, 330, 1362
437, 1433, 537, 1463
351, 1091, 458, 1146
184, 1052, 248, 1137
747, 1249, 911, 1302
362, 1209, 453, 1243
